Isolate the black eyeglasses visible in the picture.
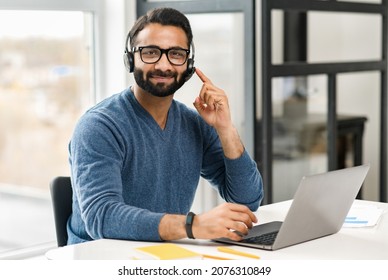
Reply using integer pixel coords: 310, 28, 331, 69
132, 46, 190, 66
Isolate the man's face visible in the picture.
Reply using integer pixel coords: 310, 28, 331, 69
133, 23, 189, 97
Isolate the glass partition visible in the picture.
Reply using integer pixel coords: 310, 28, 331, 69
271, 75, 328, 201
337, 72, 380, 199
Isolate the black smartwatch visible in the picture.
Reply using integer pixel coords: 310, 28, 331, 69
185, 212, 196, 239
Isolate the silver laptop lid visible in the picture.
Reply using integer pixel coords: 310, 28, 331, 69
272, 164, 370, 250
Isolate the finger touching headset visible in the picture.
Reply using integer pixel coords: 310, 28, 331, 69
123, 32, 195, 82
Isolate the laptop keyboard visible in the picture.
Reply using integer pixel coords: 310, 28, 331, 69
241, 231, 279, 246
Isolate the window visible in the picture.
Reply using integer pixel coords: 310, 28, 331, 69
0, 10, 94, 256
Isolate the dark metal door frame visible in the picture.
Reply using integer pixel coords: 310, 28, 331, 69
262, 0, 388, 203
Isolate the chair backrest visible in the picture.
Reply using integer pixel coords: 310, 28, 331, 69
49, 176, 72, 247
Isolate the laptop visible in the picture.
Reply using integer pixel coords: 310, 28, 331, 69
214, 164, 370, 250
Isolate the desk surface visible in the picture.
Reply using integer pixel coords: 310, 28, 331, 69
46, 199, 388, 260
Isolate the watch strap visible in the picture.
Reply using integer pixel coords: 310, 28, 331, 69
185, 212, 196, 239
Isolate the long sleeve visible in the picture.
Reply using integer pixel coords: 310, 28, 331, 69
69, 112, 165, 242
200, 129, 264, 211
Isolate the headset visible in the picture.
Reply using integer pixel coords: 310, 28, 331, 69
123, 32, 195, 82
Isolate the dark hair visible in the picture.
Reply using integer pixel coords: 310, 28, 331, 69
128, 7, 193, 48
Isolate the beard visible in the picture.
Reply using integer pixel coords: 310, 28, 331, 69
133, 68, 188, 97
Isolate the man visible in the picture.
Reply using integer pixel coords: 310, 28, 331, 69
67, 7, 263, 244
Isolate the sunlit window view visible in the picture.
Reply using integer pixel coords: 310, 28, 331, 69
0, 10, 94, 254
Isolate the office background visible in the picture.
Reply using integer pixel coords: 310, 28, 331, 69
0, 0, 386, 258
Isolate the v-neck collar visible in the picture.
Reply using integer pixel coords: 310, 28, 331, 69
126, 89, 175, 139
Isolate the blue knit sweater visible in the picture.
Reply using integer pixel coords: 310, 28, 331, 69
67, 88, 263, 244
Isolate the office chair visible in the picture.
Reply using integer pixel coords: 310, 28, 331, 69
49, 176, 72, 247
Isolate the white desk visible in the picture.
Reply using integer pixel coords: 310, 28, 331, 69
46, 199, 388, 260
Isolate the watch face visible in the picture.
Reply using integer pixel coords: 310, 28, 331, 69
185, 212, 196, 239
186, 212, 195, 224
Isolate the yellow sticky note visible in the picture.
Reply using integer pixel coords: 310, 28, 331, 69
135, 243, 203, 260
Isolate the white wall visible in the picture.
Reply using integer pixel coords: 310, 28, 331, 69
97, 0, 128, 99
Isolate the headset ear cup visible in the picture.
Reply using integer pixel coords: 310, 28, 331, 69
123, 51, 134, 73
185, 58, 195, 81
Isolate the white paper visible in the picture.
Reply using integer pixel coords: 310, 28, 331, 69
343, 205, 384, 228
